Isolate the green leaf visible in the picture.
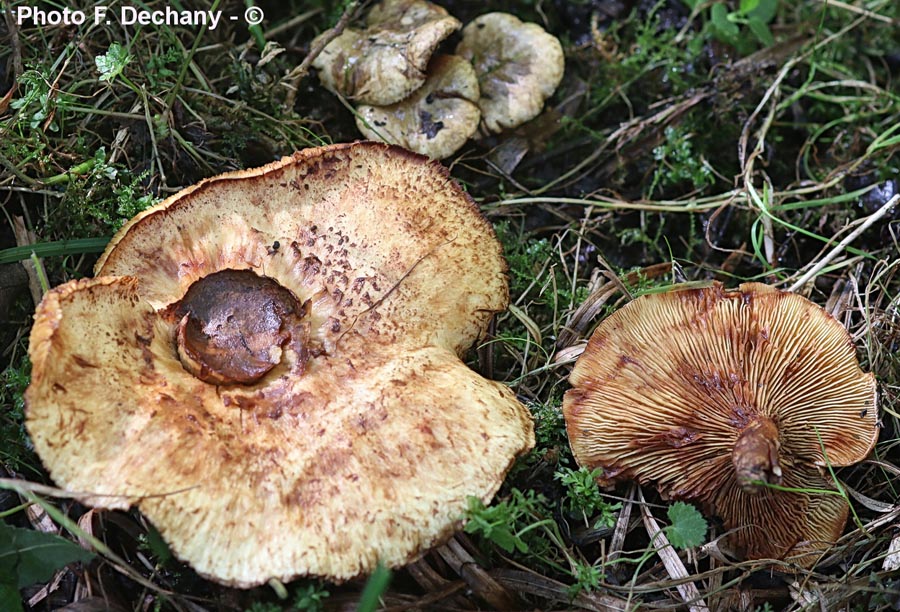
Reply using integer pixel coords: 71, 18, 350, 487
0, 521, 95, 589
145, 523, 172, 565
749, 0, 778, 23
292, 582, 330, 612
491, 527, 522, 553
95, 43, 132, 83
0, 237, 110, 264
739, 0, 760, 15
747, 18, 775, 47
356, 563, 391, 612
665, 502, 707, 549
0, 582, 24, 612
710, 4, 741, 42
462, 491, 546, 554
568, 561, 603, 598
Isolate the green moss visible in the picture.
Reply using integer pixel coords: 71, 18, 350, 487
0, 356, 33, 474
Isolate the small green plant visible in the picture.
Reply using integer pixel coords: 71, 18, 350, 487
226, 47, 291, 120
9, 69, 74, 133
686, 0, 777, 53
0, 358, 32, 473
145, 46, 181, 89
664, 502, 707, 549
568, 560, 604, 598
0, 520, 95, 612
292, 581, 330, 612
571, 3, 705, 129
138, 523, 173, 566
648, 126, 714, 197
95, 42, 133, 83
494, 220, 554, 297
555, 467, 622, 529
530, 398, 568, 453
463, 489, 552, 554
867, 573, 900, 608
494, 220, 589, 310
54, 148, 156, 237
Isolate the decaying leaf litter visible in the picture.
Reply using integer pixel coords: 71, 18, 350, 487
1, 0, 899, 610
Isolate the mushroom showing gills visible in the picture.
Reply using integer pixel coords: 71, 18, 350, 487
563, 282, 878, 564
25, 142, 534, 587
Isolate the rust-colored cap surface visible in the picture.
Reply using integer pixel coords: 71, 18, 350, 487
563, 282, 878, 564
26, 142, 534, 587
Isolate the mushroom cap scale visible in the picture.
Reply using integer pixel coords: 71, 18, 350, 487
26, 142, 534, 587
563, 282, 878, 564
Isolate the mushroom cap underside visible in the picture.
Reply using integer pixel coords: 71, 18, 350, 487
563, 282, 878, 563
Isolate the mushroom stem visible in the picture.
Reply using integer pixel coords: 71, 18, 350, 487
732, 416, 783, 492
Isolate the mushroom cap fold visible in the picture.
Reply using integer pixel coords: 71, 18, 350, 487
563, 282, 878, 564
96, 143, 502, 355
26, 142, 534, 587
311, 0, 461, 106
455, 12, 564, 134
356, 54, 481, 159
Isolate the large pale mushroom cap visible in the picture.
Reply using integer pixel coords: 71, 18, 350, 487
311, 0, 461, 106
25, 142, 534, 587
356, 54, 481, 159
456, 12, 564, 134
563, 282, 878, 564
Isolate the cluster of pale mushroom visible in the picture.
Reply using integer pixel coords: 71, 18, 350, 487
311, 0, 564, 159
25, 144, 878, 588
